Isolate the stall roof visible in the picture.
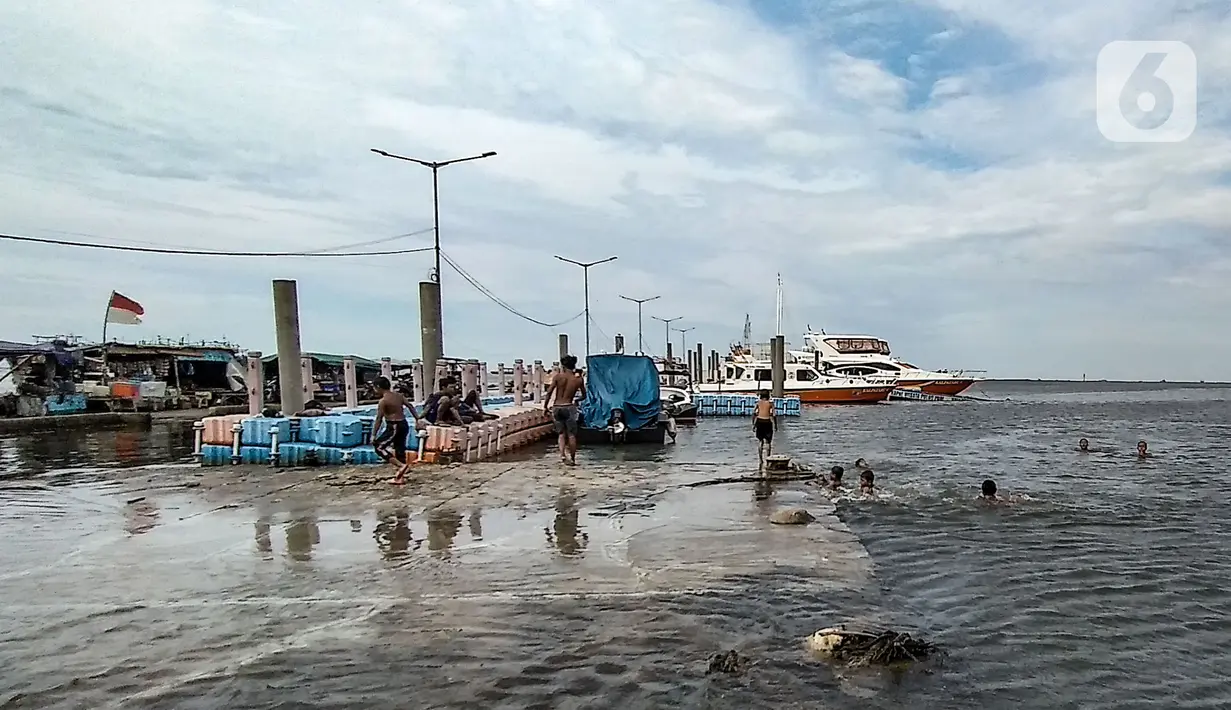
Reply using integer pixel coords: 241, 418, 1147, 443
261, 352, 381, 369
80, 343, 238, 360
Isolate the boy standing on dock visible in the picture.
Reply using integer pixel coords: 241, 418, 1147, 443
753, 390, 776, 468
544, 355, 585, 465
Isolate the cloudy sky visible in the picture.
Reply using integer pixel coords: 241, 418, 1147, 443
1, 0, 1228, 381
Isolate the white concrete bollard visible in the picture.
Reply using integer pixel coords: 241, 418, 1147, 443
513, 360, 525, 406
411, 359, 425, 404
299, 356, 314, 407
380, 357, 393, 380
343, 356, 358, 408
245, 351, 264, 416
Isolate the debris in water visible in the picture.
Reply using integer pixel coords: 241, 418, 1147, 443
125, 497, 146, 505
706, 649, 749, 675
806, 626, 940, 667
769, 507, 816, 525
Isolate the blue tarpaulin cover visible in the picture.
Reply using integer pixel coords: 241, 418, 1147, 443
580, 354, 661, 430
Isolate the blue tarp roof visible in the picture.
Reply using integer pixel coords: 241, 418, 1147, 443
580, 354, 661, 430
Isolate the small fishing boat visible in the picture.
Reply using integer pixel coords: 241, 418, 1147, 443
577, 353, 667, 445
655, 358, 698, 421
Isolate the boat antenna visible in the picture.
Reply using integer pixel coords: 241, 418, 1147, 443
742, 314, 751, 350
775, 273, 783, 337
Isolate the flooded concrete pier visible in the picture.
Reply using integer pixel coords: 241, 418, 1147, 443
0, 428, 875, 708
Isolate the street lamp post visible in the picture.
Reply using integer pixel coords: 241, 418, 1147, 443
554, 255, 617, 357
673, 326, 694, 363
619, 295, 660, 355
651, 316, 680, 358
370, 147, 496, 391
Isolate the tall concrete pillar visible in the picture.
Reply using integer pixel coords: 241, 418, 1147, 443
513, 359, 525, 406
272, 279, 305, 414
695, 344, 703, 384
666, 342, 673, 361
246, 351, 263, 415
411, 359, 425, 403
615, 334, 624, 354
558, 334, 569, 362
380, 357, 393, 380
299, 356, 313, 406
771, 335, 786, 398
419, 280, 443, 395
342, 357, 358, 408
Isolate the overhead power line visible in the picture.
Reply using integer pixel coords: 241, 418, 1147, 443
441, 250, 583, 328
0, 227, 437, 257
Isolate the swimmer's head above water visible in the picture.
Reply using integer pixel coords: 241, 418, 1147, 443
1078, 438, 1089, 451
854, 458, 868, 469
1137, 440, 1149, 457
981, 479, 998, 499
829, 465, 844, 488
859, 469, 875, 494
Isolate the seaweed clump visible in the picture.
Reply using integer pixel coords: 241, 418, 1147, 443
806, 627, 940, 667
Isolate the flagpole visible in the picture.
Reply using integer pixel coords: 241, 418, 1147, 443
101, 291, 113, 383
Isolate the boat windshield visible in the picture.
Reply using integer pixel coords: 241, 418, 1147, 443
826, 337, 883, 354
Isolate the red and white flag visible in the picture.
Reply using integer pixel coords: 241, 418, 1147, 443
106, 291, 144, 325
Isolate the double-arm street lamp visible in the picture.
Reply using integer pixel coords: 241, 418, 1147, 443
554, 255, 617, 358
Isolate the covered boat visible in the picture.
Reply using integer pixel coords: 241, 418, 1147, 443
578, 354, 667, 445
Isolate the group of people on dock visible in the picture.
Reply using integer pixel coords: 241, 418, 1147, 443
370, 354, 587, 481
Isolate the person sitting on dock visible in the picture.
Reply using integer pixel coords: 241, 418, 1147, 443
434, 382, 468, 427
461, 390, 498, 422
371, 376, 414, 483
544, 354, 585, 465
753, 390, 775, 468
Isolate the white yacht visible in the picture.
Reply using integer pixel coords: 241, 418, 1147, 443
790, 331, 981, 397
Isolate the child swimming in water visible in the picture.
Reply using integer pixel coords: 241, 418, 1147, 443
828, 465, 844, 490
980, 479, 999, 502
859, 469, 875, 495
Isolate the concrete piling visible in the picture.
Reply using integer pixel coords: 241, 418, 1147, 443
497, 363, 507, 395
558, 334, 569, 362
695, 344, 703, 383
245, 351, 263, 415
462, 359, 480, 399
771, 335, 786, 398
531, 361, 545, 402
667, 342, 674, 360
419, 280, 443, 395
411, 359, 425, 403
272, 279, 305, 415
615, 334, 624, 353
300, 356, 313, 406
513, 359, 525, 406
343, 357, 358, 408
479, 361, 489, 396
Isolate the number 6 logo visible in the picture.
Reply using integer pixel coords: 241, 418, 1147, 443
1097, 41, 1197, 143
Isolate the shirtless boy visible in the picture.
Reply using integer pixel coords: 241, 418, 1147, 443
753, 390, 775, 468
544, 355, 585, 465
371, 376, 417, 484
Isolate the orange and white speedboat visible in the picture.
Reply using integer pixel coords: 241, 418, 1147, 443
790, 331, 981, 397
694, 347, 896, 404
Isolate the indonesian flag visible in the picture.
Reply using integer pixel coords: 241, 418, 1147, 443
106, 291, 144, 325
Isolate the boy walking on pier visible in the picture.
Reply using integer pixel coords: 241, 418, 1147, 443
544, 355, 585, 465
753, 390, 776, 468
372, 376, 417, 484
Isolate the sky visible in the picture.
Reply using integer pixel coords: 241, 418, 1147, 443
1, 0, 1229, 381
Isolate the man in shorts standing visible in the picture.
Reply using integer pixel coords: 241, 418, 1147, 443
544, 354, 585, 465
371, 376, 417, 484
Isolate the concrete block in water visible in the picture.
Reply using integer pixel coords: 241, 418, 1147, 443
200, 444, 232, 466
240, 417, 291, 446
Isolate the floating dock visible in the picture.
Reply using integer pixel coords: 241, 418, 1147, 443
693, 393, 801, 417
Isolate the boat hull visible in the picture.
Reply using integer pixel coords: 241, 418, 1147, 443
577, 423, 667, 445
899, 379, 977, 397
693, 386, 893, 404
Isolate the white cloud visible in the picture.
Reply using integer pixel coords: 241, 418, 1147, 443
0, 0, 1229, 380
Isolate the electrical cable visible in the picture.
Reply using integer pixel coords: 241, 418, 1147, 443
441, 250, 584, 328
0, 229, 436, 257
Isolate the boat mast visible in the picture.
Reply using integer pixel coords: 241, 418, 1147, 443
775, 273, 783, 337
742, 314, 751, 350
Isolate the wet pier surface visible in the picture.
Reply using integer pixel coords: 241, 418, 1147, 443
4, 380, 1231, 709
